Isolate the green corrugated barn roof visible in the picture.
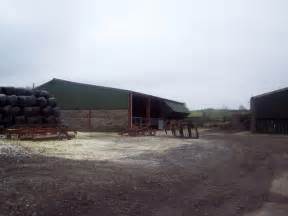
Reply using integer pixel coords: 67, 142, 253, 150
37, 78, 189, 114
37, 79, 129, 110
164, 101, 189, 114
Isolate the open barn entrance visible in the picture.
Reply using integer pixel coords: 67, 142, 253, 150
130, 94, 165, 129
129, 93, 187, 129
125, 93, 195, 138
127, 93, 189, 130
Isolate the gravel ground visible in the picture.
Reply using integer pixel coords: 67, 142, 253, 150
0, 130, 288, 216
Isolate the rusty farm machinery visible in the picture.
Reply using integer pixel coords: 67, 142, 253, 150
120, 119, 199, 139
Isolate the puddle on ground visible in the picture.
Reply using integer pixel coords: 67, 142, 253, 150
270, 172, 288, 197
245, 171, 288, 216
245, 202, 288, 216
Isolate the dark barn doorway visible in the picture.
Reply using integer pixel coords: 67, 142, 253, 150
129, 93, 189, 130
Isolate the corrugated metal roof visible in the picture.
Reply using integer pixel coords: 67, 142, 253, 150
252, 87, 288, 99
251, 87, 288, 119
37, 79, 129, 110
164, 100, 190, 114
37, 78, 189, 114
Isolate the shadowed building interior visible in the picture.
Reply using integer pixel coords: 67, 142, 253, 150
251, 87, 288, 134
38, 78, 189, 131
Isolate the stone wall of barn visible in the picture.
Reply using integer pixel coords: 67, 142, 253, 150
60, 109, 128, 132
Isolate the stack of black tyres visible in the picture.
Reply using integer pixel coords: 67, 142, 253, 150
0, 87, 60, 128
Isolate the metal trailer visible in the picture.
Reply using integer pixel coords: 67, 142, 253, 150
5, 126, 77, 140
120, 118, 199, 139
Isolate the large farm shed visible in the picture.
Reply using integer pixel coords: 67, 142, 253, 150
251, 87, 288, 134
38, 78, 189, 131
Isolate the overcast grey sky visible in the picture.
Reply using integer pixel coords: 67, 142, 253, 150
1, 0, 288, 109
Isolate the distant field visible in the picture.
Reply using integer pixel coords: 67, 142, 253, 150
189, 109, 237, 121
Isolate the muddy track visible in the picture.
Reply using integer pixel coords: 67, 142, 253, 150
0, 132, 288, 216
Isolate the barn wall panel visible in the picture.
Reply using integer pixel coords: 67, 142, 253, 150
60, 109, 128, 132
